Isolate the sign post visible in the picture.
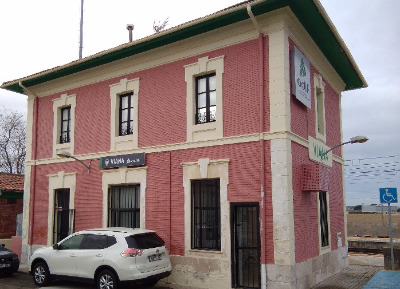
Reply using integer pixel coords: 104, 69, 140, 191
380, 187, 398, 270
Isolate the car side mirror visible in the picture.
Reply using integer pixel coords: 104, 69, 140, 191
0, 244, 4, 248
53, 243, 60, 250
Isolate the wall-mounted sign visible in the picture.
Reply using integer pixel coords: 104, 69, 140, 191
291, 46, 311, 108
100, 153, 145, 169
308, 136, 332, 167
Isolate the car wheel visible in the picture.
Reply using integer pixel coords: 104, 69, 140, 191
97, 269, 119, 289
33, 262, 50, 287
146, 279, 159, 287
4, 269, 16, 277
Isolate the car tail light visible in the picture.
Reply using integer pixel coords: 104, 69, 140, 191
121, 248, 144, 257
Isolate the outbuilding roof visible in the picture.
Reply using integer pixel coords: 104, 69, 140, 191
0, 173, 24, 192
1, 0, 366, 94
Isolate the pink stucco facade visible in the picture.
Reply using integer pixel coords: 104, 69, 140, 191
29, 38, 277, 263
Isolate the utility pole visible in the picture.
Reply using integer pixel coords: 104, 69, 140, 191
79, 0, 84, 59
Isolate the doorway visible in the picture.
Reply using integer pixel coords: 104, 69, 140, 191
231, 203, 261, 288
53, 189, 74, 242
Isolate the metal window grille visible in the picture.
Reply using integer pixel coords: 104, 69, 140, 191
191, 179, 220, 250
119, 93, 134, 136
108, 185, 140, 228
319, 191, 329, 247
60, 107, 71, 144
195, 74, 216, 124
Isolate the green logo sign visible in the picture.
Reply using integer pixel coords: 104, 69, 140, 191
313, 143, 329, 162
300, 58, 307, 77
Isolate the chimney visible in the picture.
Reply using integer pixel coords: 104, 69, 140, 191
126, 24, 134, 42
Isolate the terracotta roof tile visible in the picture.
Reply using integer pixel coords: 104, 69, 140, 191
0, 173, 24, 191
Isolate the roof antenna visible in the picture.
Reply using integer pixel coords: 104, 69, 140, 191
153, 18, 169, 33
79, 0, 84, 59
127, 24, 134, 42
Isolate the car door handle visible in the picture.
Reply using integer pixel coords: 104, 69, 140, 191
70, 253, 77, 257
96, 254, 103, 257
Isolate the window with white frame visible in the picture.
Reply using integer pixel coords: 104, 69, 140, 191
191, 179, 221, 250
109, 78, 139, 151
118, 92, 134, 136
182, 158, 229, 255
196, 74, 217, 124
314, 74, 326, 142
60, 107, 71, 144
185, 56, 224, 142
53, 93, 76, 158
101, 167, 147, 229
108, 185, 140, 228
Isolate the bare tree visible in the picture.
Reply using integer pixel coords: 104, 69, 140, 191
153, 18, 169, 33
0, 107, 26, 174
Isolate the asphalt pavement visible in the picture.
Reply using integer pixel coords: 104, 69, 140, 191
1, 266, 171, 289
1, 254, 397, 289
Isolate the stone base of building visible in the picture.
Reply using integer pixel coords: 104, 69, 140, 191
160, 247, 348, 289
161, 254, 232, 289
266, 247, 348, 289
22, 244, 347, 289
21, 244, 43, 266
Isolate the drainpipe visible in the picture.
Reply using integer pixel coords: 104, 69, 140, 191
19, 81, 39, 258
247, 5, 267, 289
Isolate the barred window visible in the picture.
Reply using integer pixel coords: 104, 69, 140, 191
108, 185, 140, 228
191, 179, 220, 250
196, 74, 216, 124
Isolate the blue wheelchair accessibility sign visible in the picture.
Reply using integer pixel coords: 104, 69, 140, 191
380, 188, 398, 203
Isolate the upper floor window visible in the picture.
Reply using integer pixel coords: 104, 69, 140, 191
119, 93, 134, 136
60, 107, 71, 144
52, 93, 76, 158
196, 74, 216, 124
314, 74, 326, 141
184, 56, 224, 142
109, 78, 139, 152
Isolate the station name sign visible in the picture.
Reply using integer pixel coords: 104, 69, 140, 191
100, 153, 145, 169
291, 46, 311, 108
308, 136, 332, 167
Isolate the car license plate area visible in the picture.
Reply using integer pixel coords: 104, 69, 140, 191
148, 253, 162, 262
0, 263, 11, 268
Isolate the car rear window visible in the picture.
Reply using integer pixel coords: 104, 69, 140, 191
125, 233, 165, 249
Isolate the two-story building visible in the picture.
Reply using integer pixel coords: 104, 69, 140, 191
1, 0, 366, 288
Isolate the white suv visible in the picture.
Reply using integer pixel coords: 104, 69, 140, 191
29, 227, 172, 288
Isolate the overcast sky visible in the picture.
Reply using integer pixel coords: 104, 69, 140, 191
0, 0, 399, 206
